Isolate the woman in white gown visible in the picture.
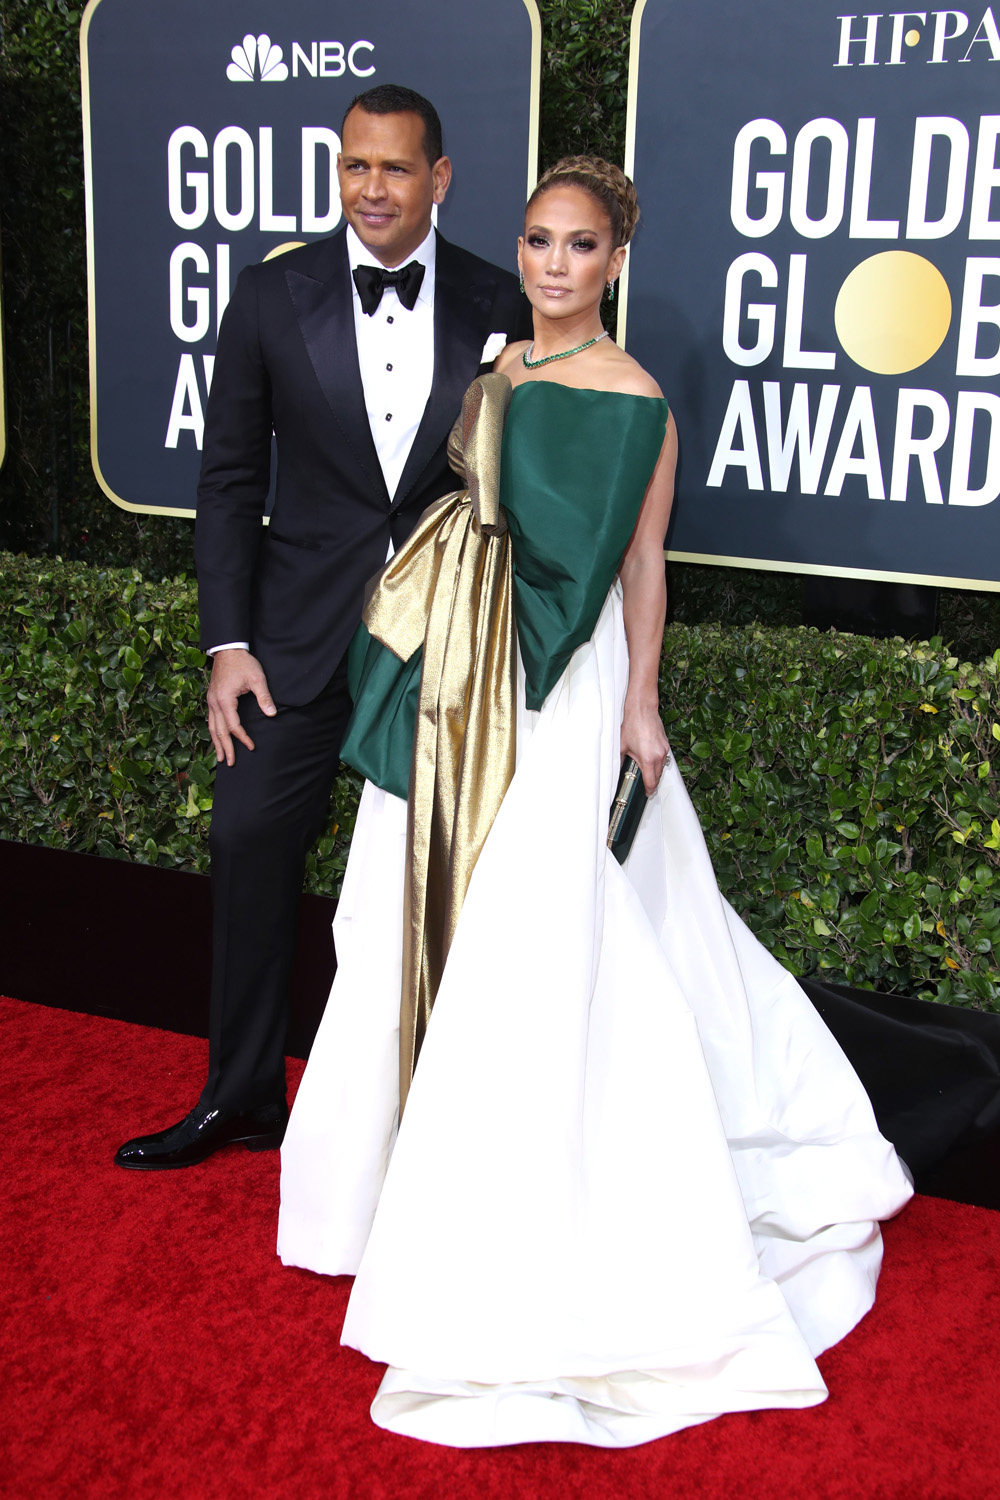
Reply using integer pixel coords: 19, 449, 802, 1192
278, 158, 912, 1449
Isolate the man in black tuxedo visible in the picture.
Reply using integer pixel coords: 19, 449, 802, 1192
115, 85, 529, 1169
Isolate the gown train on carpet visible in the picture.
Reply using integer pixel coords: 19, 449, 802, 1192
278, 581, 913, 1447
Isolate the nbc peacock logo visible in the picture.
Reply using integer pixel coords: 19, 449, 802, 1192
227, 34, 288, 83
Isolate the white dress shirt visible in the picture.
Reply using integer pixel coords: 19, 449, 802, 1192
347, 221, 436, 503
209, 225, 438, 655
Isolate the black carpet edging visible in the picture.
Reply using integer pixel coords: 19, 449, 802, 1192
801, 978, 1000, 1204
0, 837, 330, 1059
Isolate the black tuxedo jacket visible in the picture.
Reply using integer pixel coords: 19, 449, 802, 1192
195, 227, 529, 706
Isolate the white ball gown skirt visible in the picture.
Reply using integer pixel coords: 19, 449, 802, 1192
278, 587, 913, 1448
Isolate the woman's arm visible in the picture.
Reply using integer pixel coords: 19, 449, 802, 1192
618, 414, 678, 793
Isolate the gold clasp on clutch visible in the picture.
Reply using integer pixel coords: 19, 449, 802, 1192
607, 759, 642, 846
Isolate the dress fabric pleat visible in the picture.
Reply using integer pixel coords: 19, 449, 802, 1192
278, 586, 913, 1449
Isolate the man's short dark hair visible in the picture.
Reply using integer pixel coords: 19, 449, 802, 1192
342, 84, 444, 166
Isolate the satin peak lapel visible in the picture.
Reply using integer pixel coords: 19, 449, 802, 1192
285, 236, 389, 506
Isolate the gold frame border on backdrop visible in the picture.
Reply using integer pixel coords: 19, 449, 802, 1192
616, 0, 645, 357
80, 0, 542, 518
620, 0, 997, 592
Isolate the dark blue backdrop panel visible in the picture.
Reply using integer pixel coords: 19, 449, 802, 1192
82, 0, 538, 514
625, 0, 1000, 587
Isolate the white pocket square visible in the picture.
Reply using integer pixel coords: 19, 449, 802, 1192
480, 332, 508, 364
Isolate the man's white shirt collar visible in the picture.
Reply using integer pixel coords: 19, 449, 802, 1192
345, 223, 437, 308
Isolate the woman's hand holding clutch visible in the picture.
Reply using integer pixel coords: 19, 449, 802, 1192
620, 697, 671, 795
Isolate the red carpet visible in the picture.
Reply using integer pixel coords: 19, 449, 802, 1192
3, 996, 998, 1500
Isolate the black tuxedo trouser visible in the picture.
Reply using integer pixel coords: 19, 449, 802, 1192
199, 658, 352, 1111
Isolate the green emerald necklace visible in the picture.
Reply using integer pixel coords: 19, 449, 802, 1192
522, 330, 610, 369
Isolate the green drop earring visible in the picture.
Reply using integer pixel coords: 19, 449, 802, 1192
607, 279, 616, 303
519, 273, 525, 294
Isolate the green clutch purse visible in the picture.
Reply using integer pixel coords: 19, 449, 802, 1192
607, 756, 647, 865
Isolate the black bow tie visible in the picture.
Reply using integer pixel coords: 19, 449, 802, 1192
352, 260, 425, 316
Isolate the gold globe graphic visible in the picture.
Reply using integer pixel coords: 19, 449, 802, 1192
834, 252, 951, 375
263, 241, 307, 261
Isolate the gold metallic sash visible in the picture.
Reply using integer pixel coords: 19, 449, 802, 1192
361, 374, 516, 1113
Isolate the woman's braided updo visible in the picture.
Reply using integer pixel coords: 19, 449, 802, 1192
526, 157, 640, 248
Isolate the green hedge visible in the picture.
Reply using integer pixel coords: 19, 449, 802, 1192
661, 625, 1000, 1011
2, 551, 998, 1011
0, 553, 363, 896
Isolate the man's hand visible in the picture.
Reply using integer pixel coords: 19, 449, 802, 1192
206, 649, 277, 766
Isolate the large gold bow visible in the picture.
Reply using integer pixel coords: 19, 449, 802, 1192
362, 374, 516, 1114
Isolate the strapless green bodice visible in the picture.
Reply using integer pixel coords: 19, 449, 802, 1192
499, 382, 668, 709
341, 380, 668, 799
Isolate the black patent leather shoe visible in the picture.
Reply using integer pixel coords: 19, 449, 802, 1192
114, 1100, 288, 1170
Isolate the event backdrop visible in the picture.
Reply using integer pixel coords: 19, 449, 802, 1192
81, 0, 540, 515
623, 0, 1000, 589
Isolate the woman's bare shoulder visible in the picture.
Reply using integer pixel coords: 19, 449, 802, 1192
598, 344, 663, 399
493, 341, 530, 375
